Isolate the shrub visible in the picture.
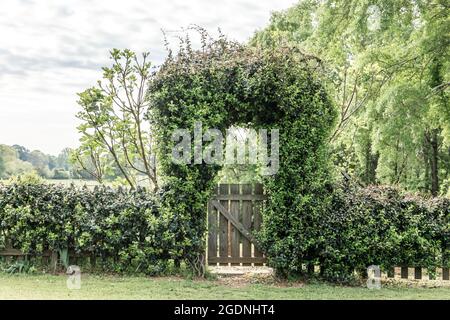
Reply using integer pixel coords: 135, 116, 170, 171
0, 183, 185, 274
319, 184, 449, 282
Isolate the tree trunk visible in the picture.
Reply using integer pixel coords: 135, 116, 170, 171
363, 141, 378, 185
425, 129, 440, 197
430, 129, 439, 196
368, 152, 379, 184
392, 139, 400, 184
423, 134, 431, 193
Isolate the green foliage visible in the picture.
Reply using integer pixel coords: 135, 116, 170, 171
320, 184, 449, 283
5, 171, 45, 185
0, 183, 185, 274
253, 0, 450, 195
52, 169, 70, 180
0, 153, 4, 176
148, 31, 336, 276
2, 259, 37, 274
75, 49, 158, 190
0, 144, 77, 180
0, 145, 34, 179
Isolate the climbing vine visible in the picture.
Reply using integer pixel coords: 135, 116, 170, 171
148, 32, 337, 276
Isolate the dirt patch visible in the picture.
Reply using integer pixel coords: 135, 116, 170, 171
217, 275, 253, 288
216, 274, 306, 288
209, 265, 273, 276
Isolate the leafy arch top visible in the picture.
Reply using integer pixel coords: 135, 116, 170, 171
149, 35, 331, 132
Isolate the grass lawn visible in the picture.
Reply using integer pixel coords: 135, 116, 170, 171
0, 274, 449, 300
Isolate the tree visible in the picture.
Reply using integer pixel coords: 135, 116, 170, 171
56, 148, 72, 171
27, 150, 51, 178
0, 153, 5, 178
70, 145, 110, 183
253, 0, 449, 195
12, 145, 30, 162
0, 144, 34, 178
75, 49, 158, 190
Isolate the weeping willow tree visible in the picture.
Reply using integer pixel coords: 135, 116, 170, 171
252, 0, 449, 196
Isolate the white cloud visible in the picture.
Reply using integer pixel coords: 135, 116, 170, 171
0, 0, 296, 155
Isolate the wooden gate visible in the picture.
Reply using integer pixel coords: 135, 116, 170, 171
207, 183, 267, 265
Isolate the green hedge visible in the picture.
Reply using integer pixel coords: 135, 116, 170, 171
0, 183, 182, 274
319, 184, 449, 282
1, 181, 448, 280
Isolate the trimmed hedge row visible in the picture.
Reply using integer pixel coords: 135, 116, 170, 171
0, 183, 182, 274
318, 185, 450, 282
1, 182, 448, 281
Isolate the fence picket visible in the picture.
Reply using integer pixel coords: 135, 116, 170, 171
207, 187, 218, 266
241, 184, 253, 266
230, 184, 240, 266
253, 184, 264, 265
218, 184, 229, 265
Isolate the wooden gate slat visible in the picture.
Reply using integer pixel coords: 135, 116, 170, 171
241, 184, 253, 266
207, 186, 218, 265
253, 183, 264, 264
211, 200, 256, 244
218, 184, 229, 265
230, 184, 240, 265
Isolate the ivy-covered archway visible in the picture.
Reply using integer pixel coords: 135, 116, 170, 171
149, 36, 337, 276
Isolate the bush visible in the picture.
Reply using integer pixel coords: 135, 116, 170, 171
319, 184, 449, 283
0, 183, 185, 274
52, 169, 70, 180
5, 171, 44, 185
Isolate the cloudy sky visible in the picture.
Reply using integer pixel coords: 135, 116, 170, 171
0, 0, 297, 155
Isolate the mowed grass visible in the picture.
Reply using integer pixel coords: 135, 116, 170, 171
0, 274, 449, 300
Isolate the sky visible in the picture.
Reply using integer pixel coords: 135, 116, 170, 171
0, 0, 298, 155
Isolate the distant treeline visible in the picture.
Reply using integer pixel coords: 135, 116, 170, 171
0, 144, 80, 180
0, 144, 132, 182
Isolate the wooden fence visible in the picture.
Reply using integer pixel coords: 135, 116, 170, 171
387, 266, 450, 281
1, 245, 449, 283
0, 246, 99, 273
0, 247, 58, 272
302, 265, 450, 282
